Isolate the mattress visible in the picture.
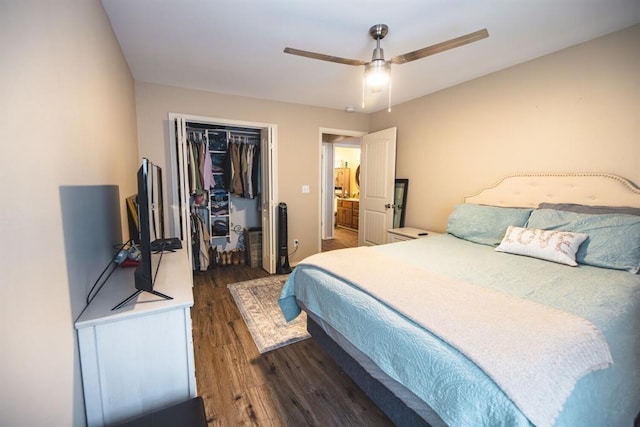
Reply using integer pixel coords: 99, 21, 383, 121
279, 234, 640, 426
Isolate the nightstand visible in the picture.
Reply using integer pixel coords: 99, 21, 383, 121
387, 227, 441, 243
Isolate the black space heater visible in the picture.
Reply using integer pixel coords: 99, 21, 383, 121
276, 202, 292, 274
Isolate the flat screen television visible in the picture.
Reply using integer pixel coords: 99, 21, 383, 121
112, 158, 173, 310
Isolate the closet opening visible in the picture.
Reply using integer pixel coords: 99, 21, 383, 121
168, 114, 278, 274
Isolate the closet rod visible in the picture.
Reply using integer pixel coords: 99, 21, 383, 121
185, 124, 260, 136
228, 129, 261, 136
230, 137, 260, 145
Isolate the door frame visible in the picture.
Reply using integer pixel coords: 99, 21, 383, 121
318, 128, 367, 252
168, 112, 278, 273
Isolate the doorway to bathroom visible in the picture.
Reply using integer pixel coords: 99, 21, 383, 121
320, 129, 363, 252
319, 127, 397, 252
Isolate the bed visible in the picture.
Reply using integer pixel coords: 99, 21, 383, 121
278, 173, 640, 427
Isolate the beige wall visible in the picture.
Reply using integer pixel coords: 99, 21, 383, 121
370, 24, 640, 232
0, 1, 138, 425
135, 83, 369, 261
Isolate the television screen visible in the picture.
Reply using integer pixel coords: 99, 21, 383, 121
136, 158, 164, 292
112, 158, 173, 310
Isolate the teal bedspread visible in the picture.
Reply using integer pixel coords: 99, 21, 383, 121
279, 234, 640, 426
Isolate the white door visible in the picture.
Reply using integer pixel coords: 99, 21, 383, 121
321, 142, 335, 240
358, 127, 397, 246
261, 127, 277, 274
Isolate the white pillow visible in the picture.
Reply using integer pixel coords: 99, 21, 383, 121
496, 226, 588, 266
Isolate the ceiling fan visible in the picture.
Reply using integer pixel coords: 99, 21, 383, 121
284, 24, 489, 110
285, 24, 488, 67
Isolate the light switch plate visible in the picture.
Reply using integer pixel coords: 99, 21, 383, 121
302, 185, 310, 193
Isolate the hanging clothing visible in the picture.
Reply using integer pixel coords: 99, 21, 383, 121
223, 146, 232, 191
187, 130, 213, 192
198, 142, 206, 190
226, 135, 260, 199
188, 140, 197, 193
197, 214, 210, 271
252, 143, 260, 198
231, 141, 243, 196
189, 139, 205, 193
190, 208, 210, 271
190, 212, 201, 271
243, 144, 259, 199
203, 146, 214, 190
241, 143, 250, 198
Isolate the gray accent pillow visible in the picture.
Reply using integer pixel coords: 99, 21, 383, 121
538, 202, 640, 217
447, 204, 533, 246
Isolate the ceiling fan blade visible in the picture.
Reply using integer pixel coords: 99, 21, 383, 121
284, 47, 365, 66
391, 28, 489, 64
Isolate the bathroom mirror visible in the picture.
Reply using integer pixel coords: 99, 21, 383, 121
393, 179, 408, 228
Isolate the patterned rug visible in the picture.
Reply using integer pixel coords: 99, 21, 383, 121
228, 275, 310, 354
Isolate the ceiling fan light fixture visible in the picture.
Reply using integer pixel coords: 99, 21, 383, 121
364, 59, 390, 88
362, 60, 392, 112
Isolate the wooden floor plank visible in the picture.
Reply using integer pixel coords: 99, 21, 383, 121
191, 264, 393, 426
322, 227, 358, 252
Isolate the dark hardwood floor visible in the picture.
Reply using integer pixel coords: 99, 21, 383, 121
191, 264, 393, 426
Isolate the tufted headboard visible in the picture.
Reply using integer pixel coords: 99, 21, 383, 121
464, 173, 640, 208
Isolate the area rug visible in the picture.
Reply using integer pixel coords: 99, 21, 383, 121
228, 275, 310, 354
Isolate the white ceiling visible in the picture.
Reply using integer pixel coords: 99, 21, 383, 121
102, 0, 640, 113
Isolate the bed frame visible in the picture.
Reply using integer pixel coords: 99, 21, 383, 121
465, 172, 640, 208
307, 173, 640, 426
308, 318, 431, 426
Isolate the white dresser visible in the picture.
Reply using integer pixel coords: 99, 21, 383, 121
75, 247, 196, 426
387, 227, 441, 243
